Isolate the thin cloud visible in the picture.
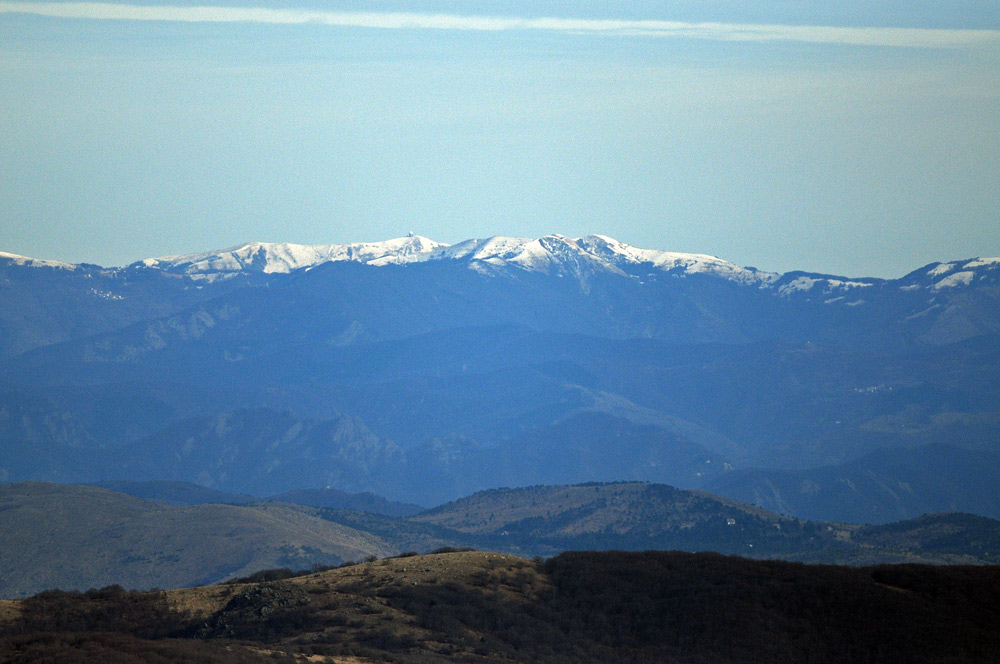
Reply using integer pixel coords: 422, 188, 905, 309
2, 1, 999, 49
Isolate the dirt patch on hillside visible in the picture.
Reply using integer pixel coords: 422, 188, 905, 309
0, 599, 21, 623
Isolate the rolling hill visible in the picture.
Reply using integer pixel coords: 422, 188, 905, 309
0, 483, 393, 598
2, 480, 1000, 600
410, 481, 1000, 564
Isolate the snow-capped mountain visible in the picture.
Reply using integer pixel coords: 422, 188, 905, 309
9, 234, 999, 293
131, 233, 776, 285
123, 233, 1000, 310
435, 234, 778, 285
920, 257, 1000, 291
2, 234, 1000, 517
135, 235, 447, 279
6, 234, 1000, 315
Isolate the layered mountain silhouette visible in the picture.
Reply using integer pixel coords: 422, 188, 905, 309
3, 481, 999, 598
2, 235, 998, 518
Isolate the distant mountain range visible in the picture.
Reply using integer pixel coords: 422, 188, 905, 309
127, 234, 777, 284
2, 235, 998, 520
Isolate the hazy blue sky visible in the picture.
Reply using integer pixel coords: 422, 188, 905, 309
1, 1, 998, 276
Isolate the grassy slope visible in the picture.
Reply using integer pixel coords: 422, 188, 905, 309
412, 482, 844, 557
414, 482, 794, 533
0, 483, 394, 598
411, 482, 1000, 564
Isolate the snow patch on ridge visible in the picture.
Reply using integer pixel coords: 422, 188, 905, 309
963, 257, 1000, 270
933, 271, 975, 290
927, 262, 956, 277
778, 276, 821, 294
777, 274, 874, 299
924, 257, 1000, 290
0, 252, 77, 270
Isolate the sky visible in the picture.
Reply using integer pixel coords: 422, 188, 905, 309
1, 1, 998, 277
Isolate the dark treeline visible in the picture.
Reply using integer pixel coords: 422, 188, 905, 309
537, 551, 1000, 663
365, 551, 1000, 663
2, 551, 1000, 663
11, 586, 186, 638
0, 585, 295, 663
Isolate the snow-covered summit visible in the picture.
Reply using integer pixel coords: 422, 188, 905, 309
136, 235, 446, 279
430, 234, 775, 284
438, 235, 625, 278
0, 251, 77, 270
577, 234, 776, 284
129, 233, 772, 284
921, 257, 1000, 291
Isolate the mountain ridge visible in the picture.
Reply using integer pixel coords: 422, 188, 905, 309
9, 233, 998, 287
117, 233, 774, 283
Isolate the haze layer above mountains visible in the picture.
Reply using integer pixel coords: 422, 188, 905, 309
2, 234, 999, 519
